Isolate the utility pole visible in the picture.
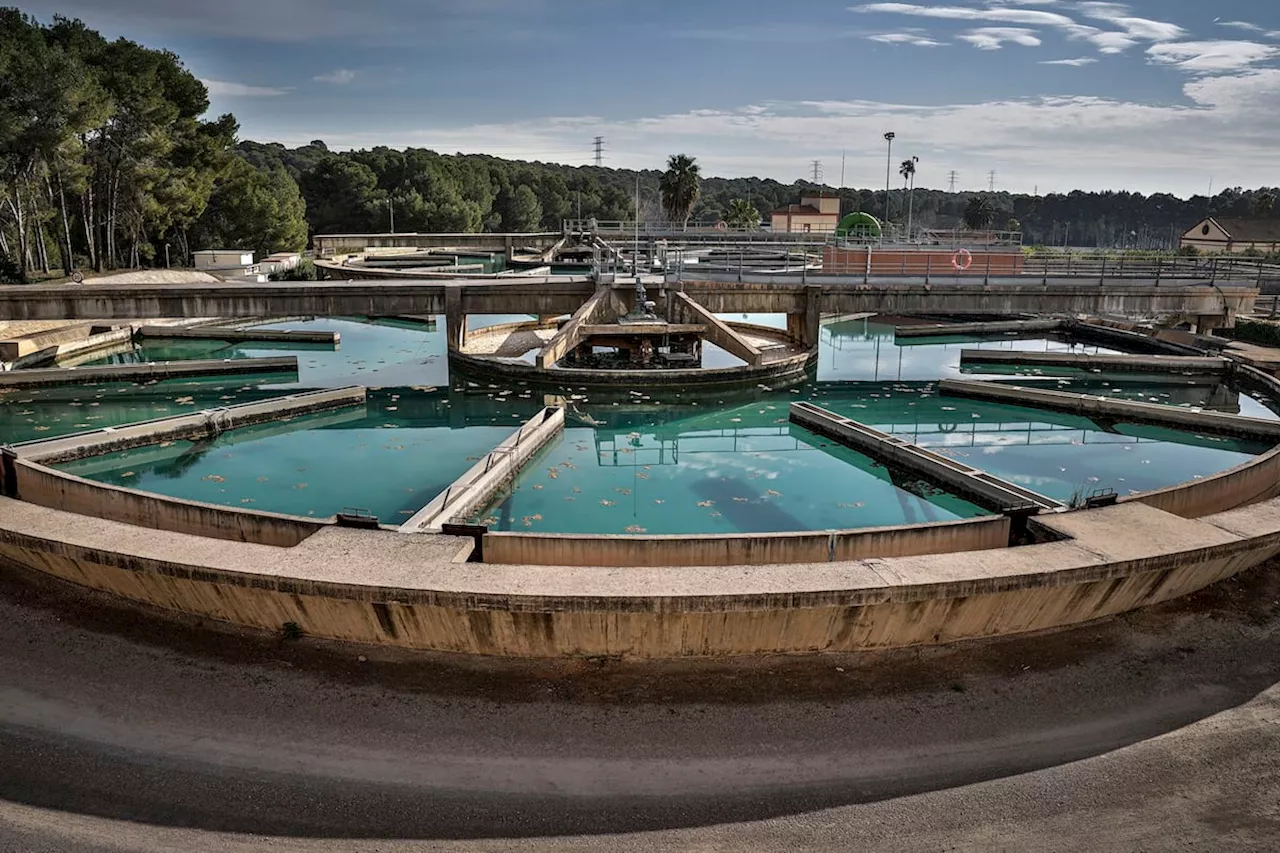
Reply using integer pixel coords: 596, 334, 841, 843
388, 198, 395, 233
883, 132, 895, 225
840, 150, 846, 188
593, 136, 605, 167
810, 160, 823, 183
988, 170, 997, 192
947, 170, 958, 193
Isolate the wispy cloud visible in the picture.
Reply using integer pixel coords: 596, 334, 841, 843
852, 2, 1183, 55
868, 32, 946, 46
1040, 56, 1098, 66
959, 27, 1042, 50
1075, 3, 1185, 42
1217, 20, 1263, 33
1147, 40, 1280, 73
314, 68, 357, 84
201, 79, 290, 97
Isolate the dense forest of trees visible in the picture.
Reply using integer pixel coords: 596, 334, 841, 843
0, 10, 306, 282
239, 138, 1278, 251
4, 10, 1277, 283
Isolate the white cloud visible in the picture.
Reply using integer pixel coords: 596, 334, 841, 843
200, 79, 290, 97
314, 68, 357, 84
1147, 40, 1280, 73
255, 69, 1280, 197
1075, 3, 1185, 42
1040, 56, 1098, 65
854, 3, 1079, 27
868, 32, 947, 46
959, 27, 1042, 49
1217, 21, 1263, 33
852, 2, 1173, 55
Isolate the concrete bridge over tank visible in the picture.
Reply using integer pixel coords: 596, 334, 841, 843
0, 276, 1257, 351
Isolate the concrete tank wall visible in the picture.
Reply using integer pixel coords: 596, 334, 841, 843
2, 506, 1276, 657
482, 516, 1012, 567
10, 459, 326, 547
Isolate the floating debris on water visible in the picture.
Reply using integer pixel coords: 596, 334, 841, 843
624, 525, 647, 534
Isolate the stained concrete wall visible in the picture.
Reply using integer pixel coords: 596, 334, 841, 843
0, 356, 299, 388
14, 387, 367, 463
136, 326, 339, 345
450, 347, 815, 390
0, 280, 1254, 325
2, 497, 1278, 657
1121, 363, 1280, 517
482, 516, 1012, 567
10, 459, 325, 546
669, 292, 764, 365
939, 379, 1280, 440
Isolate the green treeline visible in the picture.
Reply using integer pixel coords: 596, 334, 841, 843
4, 10, 1277, 284
246, 136, 1275, 251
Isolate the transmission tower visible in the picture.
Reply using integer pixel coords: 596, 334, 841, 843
988, 170, 997, 192
592, 136, 605, 167
947, 170, 958, 193
810, 160, 823, 183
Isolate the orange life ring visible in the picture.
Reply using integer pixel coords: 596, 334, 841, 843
952, 248, 973, 271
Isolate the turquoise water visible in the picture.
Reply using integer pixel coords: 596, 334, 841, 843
55, 395, 518, 522
1, 315, 1273, 533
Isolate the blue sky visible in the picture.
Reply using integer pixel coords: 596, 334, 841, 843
19, 0, 1280, 195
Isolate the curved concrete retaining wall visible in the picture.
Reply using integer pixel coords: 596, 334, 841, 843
2, 497, 1278, 657
1121, 364, 1280, 517
450, 348, 815, 389
1124, 445, 1280, 518
9, 459, 326, 547
482, 515, 1012, 567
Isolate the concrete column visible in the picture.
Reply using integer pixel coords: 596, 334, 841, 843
787, 285, 823, 348
445, 285, 466, 352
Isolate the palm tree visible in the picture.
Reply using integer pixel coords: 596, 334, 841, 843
963, 196, 997, 230
899, 156, 919, 239
725, 198, 760, 229
659, 154, 701, 228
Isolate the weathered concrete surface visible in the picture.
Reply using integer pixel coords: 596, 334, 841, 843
1, 489, 1279, 657
0, 322, 111, 360
0, 279, 1256, 325
895, 319, 1064, 339
940, 378, 1280, 439
9, 458, 327, 546
791, 402, 1064, 513
136, 326, 339, 345
0, 355, 299, 387
483, 516, 1011, 567
667, 292, 764, 365
9, 387, 366, 463
535, 288, 613, 368
400, 407, 566, 532
312, 231, 563, 256
959, 349, 1230, 374
451, 344, 815, 390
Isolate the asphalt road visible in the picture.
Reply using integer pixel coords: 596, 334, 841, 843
1, 561, 1279, 851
